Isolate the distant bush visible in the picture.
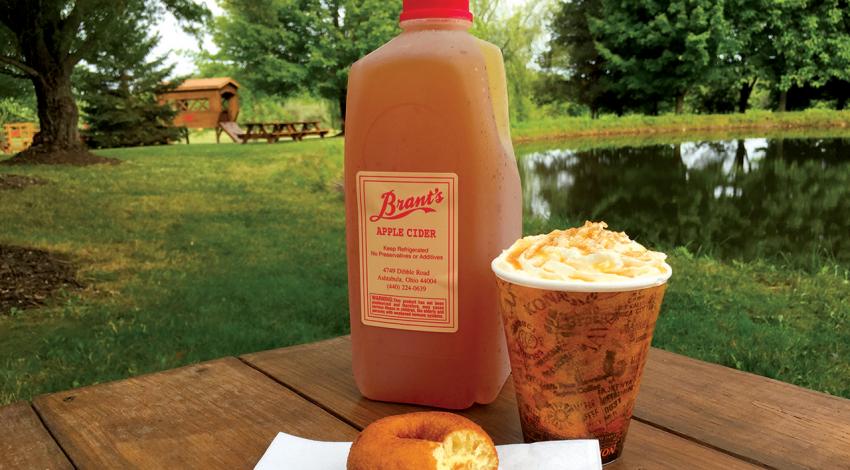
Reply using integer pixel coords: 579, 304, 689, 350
0, 98, 36, 128
237, 90, 337, 129
512, 109, 850, 142
0, 75, 37, 128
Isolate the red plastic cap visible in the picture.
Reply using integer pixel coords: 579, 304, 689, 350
400, 0, 473, 22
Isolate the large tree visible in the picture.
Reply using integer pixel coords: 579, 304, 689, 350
760, 0, 850, 111
213, 0, 400, 132
719, 0, 769, 113
0, 0, 207, 163
590, 0, 726, 114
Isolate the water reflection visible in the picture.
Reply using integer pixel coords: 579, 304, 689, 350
519, 138, 850, 263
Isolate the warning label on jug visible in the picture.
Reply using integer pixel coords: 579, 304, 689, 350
356, 171, 458, 332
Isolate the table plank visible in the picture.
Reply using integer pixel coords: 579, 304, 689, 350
243, 336, 759, 470
609, 421, 761, 470
636, 348, 850, 470
0, 402, 72, 470
33, 357, 358, 469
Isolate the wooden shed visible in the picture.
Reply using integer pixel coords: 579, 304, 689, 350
158, 77, 240, 128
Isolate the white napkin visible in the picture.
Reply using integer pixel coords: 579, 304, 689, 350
255, 432, 602, 470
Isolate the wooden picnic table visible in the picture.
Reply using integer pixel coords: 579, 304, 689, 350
235, 121, 329, 144
241, 122, 303, 143
291, 121, 330, 139
2, 335, 849, 469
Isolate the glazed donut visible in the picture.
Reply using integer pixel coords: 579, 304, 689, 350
347, 411, 499, 470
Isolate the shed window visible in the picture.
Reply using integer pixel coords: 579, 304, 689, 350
171, 98, 210, 112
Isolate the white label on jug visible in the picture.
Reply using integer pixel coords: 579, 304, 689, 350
356, 171, 458, 332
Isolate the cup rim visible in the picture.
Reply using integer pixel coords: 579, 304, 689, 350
491, 257, 672, 292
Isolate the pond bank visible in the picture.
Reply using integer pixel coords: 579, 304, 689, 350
512, 109, 850, 144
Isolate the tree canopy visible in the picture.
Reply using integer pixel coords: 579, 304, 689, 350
542, 0, 850, 115
210, 0, 401, 130
759, 0, 850, 110
595, 0, 726, 114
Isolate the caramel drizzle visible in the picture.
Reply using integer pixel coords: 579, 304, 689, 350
502, 221, 666, 279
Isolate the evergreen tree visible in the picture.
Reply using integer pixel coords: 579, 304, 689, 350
77, 16, 182, 149
539, 0, 620, 117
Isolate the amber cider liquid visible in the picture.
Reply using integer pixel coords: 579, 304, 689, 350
344, 17, 522, 409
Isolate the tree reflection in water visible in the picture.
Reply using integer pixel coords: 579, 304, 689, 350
519, 138, 850, 264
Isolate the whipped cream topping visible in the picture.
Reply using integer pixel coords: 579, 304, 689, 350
494, 222, 669, 283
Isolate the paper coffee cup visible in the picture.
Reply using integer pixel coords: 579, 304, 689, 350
492, 259, 672, 464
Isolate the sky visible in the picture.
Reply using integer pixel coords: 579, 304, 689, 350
153, 0, 528, 77
152, 0, 222, 77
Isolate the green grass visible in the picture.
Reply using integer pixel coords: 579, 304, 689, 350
657, 251, 850, 394
0, 139, 349, 403
526, 216, 850, 397
513, 109, 850, 143
1, 124, 849, 405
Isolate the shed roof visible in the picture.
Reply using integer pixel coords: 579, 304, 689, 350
173, 77, 240, 92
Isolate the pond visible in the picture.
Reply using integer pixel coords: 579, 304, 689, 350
517, 137, 850, 265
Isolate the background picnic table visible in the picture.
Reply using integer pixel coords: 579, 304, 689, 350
217, 121, 330, 143
2, 336, 849, 469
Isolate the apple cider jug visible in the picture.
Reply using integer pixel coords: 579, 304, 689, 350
344, 0, 521, 409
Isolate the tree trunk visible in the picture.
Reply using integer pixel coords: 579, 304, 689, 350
738, 80, 755, 114
734, 139, 748, 174
675, 92, 686, 114
837, 93, 848, 110
6, 66, 111, 165
777, 90, 788, 112
30, 70, 84, 152
338, 89, 347, 135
